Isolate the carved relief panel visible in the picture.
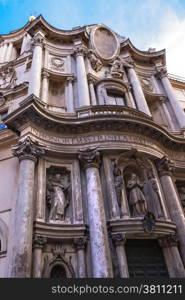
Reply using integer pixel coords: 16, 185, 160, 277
49, 55, 67, 73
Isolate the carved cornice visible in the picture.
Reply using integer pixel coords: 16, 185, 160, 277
78, 147, 101, 169
33, 235, 47, 249
73, 236, 87, 249
159, 234, 178, 248
12, 136, 45, 162
156, 156, 174, 176
111, 233, 126, 246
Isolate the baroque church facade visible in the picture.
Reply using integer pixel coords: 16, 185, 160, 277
0, 15, 185, 278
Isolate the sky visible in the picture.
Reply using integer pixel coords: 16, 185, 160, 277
0, 0, 185, 77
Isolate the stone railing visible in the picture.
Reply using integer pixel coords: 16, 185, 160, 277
76, 105, 152, 120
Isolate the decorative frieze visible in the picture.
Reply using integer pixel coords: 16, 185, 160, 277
12, 136, 45, 162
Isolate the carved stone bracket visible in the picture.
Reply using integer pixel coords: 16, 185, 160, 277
156, 156, 174, 176
33, 235, 47, 249
159, 234, 178, 248
12, 136, 45, 162
74, 237, 87, 250
78, 147, 101, 169
111, 233, 126, 246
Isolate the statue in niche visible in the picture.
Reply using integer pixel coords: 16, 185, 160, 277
126, 173, 147, 217
113, 163, 123, 207
46, 168, 71, 222
147, 172, 163, 219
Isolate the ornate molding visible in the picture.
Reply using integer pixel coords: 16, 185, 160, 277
74, 237, 87, 249
156, 156, 174, 176
33, 235, 47, 249
12, 136, 45, 162
111, 233, 126, 246
159, 234, 178, 248
78, 147, 101, 169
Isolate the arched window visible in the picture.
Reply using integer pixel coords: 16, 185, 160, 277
50, 264, 67, 278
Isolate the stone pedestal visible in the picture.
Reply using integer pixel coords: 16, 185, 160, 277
127, 67, 151, 116
112, 233, 129, 278
157, 156, 185, 266
79, 148, 113, 277
32, 235, 47, 278
41, 70, 49, 104
74, 237, 87, 278
75, 45, 90, 107
28, 32, 44, 98
159, 235, 185, 277
7, 137, 45, 277
157, 68, 185, 129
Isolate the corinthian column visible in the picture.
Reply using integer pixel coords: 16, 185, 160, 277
79, 148, 113, 277
74, 237, 87, 278
74, 45, 90, 107
7, 137, 45, 277
157, 67, 185, 129
112, 233, 129, 278
28, 32, 45, 98
32, 235, 47, 278
157, 156, 185, 266
159, 235, 185, 277
127, 64, 151, 116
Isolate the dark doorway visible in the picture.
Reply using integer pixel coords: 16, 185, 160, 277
50, 265, 67, 278
125, 239, 168, 277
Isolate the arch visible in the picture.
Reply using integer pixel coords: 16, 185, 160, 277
96, 79, 129, 106
50, 263, 67, 278
0, 218, 8, 253
43, 255, 75, 278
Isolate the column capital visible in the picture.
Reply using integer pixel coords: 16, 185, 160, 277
74, 45, 87, 57
78, 147, 101, 169
111, 233, 126, 246
74, 236, 87, 250
159, 234, 178, 248
66, 76, 75, 83
159, 96, 168, 104
33, 235, 47, 249
12, 136, 45, 162
156, 156, 174, 176
42, 70, 50, 78
31, 34, 45, 49
156, 67, 168, 79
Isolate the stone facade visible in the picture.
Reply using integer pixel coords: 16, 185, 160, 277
0, 15, 185, 278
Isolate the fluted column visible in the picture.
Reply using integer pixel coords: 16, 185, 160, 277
157, 67, 185, 129
112, 233, 129, 278
32, 235, 47, 278
74, 45, 90, 107
41, 70, 49, 104
28, 32, 45, 97
159, 96, 176, 131
7, 137, 45, 277
127, 66, 151, 116
74, 237, 87, 278
88, 78, 97, 106
79, 148, 113, 277
159, 235, 185, 277
157, 156, 185, 266
66, 76, 74, 112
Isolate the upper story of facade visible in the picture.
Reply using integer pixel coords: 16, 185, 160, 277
0, 15, 185, 136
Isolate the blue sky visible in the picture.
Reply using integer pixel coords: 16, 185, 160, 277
0, 0, 185, 76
